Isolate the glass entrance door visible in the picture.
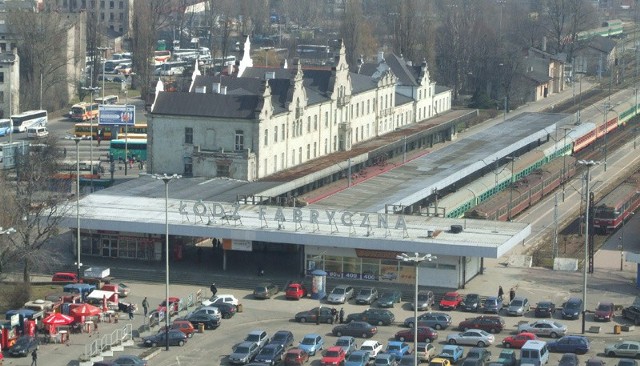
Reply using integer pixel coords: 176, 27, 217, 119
101, 238, 118, 257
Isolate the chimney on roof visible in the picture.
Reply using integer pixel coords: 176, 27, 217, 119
265, 71, 276, 79
377, 51, 384, 63
212, 82, 221, 93
195, 86, 206, 93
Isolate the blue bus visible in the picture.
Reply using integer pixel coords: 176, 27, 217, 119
0, 119, 11, 137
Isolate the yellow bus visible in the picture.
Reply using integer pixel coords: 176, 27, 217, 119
74, 123, 147, 140
70, 102, 99, 121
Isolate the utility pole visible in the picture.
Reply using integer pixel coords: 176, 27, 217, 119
553, 192, 559, 260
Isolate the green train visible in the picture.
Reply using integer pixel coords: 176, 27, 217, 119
576, 19, 623, 42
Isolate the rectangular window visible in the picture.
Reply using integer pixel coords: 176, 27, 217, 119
264, 159, 267, 176
110, 12, 114, 21
185, 127, 193, 144
273, 155, 277, 173
314, 115, 318, 131
119, 0, 123, 9
281, 153, 285, 169
0, 72, 4, 83
264, 129, 268, 146
325, 112, 328, 127
292, 149, 295, 165
324, 138, 328, 154
306, 144, 310, 159
119, 12, 123, 21
307, 117, 311, 132
100, 0, 104, 8
100, 13, 105, 20
235, 130, 244, 150
274, 127, 278, 143
367, 100, 370, 114
298, 147, 302, 163
109, 0, 114, 8
313, 142, 317, 157
0, 91, 4, 104
217, 164, 229, 177
333, 136, 337, 151
184, 157, 193, 176
281, 124, 285, 140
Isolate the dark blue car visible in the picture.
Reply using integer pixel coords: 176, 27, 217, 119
548, 335, 590, 354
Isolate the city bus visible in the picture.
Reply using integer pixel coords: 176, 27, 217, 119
74, 123, 147, 140
94, 95, 119, 105
0, 119, 11, 137
109, 139, 147, 161
11, 110, 48, 133
70, 102, 99, 121
117, 133, 147, 140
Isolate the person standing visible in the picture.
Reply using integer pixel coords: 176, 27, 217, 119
142, 297, 149, 318
339, 308, 345, 324
498, 286, 504, 301
31, 348, 38, 366
210, 283, 217, 296
128, 304, 134, 320
331, 308, 338, 323
509, 287, 516, 302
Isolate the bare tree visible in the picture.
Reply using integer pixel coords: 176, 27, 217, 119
392, 0, 435, 64
340, 0, 378, 67
544, 0, 595, 55
0, 139, 70, 283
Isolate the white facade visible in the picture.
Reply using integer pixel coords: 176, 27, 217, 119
0, 50, 19, 119
149, 39, 452, 181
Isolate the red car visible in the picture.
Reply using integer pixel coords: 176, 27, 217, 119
285, 283, 308, 300
321, 346, 347, 366
502, 332, 536, 349
594, 302, 615, 322
458, 315, 505, 333
439, 292, 464, 310
158, 296, 181, 315
284, 348, 310, 366
394, 326, 438, 342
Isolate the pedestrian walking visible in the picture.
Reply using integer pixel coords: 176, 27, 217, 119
331, 308, 338, 323
31, 348, 37, 366
509, 287, 516, 302
128, 304, 134, 320
498, 286, 504, 301
210, 283, 217, 296
142, 297, 149, 318
339, 308, 345, 324
63, 147, 67, 158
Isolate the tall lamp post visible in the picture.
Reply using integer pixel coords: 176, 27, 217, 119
602, 103, 610, 172
3, 53, 16, 143
561, 127, 572, 202
506, 156, 516, 221
619, 212, 634, 271
152, 173, 181, 351
578, 160, 599, 334
71, 136, 82, 279
396, 253, 437, 366
97, 46, 112, 101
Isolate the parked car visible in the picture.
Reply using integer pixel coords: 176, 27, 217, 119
398, 355, 415, 366
375, 353, 397, 366
245, 330, 270, 349
296, 307, 336, 324
547, 335, 590, 354
254, 283, 280, 299
394, 326, 438, 343
230, 341, 261, 365
622, 305, 640, 325
346, 308, 395, 326
494, 349, 517, 366
286, 283, 308, 300
360, 340, 384, 359
207, 302, 237, 319
185, 312, 220, 330
617, 360, 638, 366
202, 294, 239, 307
157, 296, 181, 316
92, 355, 148, 366
446, 329, 494, 347
159, 320, 196, 338
270, 330, 295, 348
143, 329, 187, 347
558, 353, 580, 366
416, 342, 437, 363
384, 342, 410, 361
412, 291, 435, 311
461, 358, 484, 366
188, 306, 222, 320
466, 347, 492, 362
516, 320, 567, 338
51, 272, 79, 283
335, 336, 358, 356
506, 297, 530, 316
438, 345, 465, 363
284, 348, 310, 366
404, 312, 452, 330
117, 283, 131, 297
328, 285, 355, 304
430, 358, 453, 366
377, 290, 402, 308
7, 336, 39, 357
594, 302, 615, 322
321, 346, 348, 366
439, 292, 464, 310
561, 298, 583, 320
481, 297, 502, 314
586, 358, 606, 366
298, 334, 324, 356
332, 321, 378, 338
460, 294, 481, 312
356, 287, 379, 305
458, 316, 504, 333
604, 341, 640, 358
534, 301, 556, 318
346, 351, 371, 366
502, 332, 536, 349
255, 344, 286, 365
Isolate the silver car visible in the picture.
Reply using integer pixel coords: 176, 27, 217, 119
517, 320, 567, 338
507, 297, 530, 316
355, 287, 379, 305
327, 285, 355, 304
229, 341, 260, 364
604, 341, 640, 358
446, 329, 494, 347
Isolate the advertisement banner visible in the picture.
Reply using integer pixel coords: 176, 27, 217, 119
98, 104, 135, 126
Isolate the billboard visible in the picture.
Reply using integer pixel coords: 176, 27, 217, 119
98, 104, 135, 126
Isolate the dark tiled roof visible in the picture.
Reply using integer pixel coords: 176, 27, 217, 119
385, 54, 419, 86
267, 78, 292, 113
395, 93, 413, 106
351, 72, 378, 93
152, 92, 260, 119
435, 85, 451, 94
190, 75, 264, 95
358, 63, 379, 76
523, 71, 552, 84
241, 67, 294, 79
588, 35, 617, 54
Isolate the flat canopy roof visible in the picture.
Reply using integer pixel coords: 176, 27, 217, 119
60, 189, 531, 258
311, 112, 571, 212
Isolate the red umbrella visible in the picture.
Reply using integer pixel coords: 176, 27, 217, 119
71, 303, 102, 317
42, 313, 74, 325
102, 295, 108, 312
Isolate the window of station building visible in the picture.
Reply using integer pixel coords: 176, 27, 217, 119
325, 111, 328, 127
367, 99, 370, 114
184, 157, 193, 176
291, 149, 295, 165
100, 0, 104, 9
324, 255, 342, 274
264, 129, 268, 146
264, 159, 268, 176
100, 13, 105, 20
273, 155, 277, 173
314, 115, 317, 131
119, 12, 123, 21
361, 258, 379, 279
307, 116, 311, 132
324, 138, 328, 154
109, 12, 114, 21
343, 257, 360, 274
334, 110, 337, 125
118, 238, 137, 258
184, 127, 193, 144
298, 147, 302, 163
355, 127, 358, 142
235, 130, 244, 150
313, 142, 317, 157
119, 0, 123, 8
0, 91, 4, 104
0, 72, 3, 83
109, 0, 114, 8
306, 144, 310, 160
333, 135, 337, 151
281, 124, 285, 140
281, 153, 285, 169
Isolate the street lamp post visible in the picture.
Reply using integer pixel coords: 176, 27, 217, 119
4, 54, 16, 143
152, 173, 181, 351
97, 46, 111, 101
72, 136, 82, 279
578, 160, 598, 334
507, 156, 516, 221
619, 212, 634, 271
602, 103, 610, 172
562, 127, 572, 202
396, 253, 437, 366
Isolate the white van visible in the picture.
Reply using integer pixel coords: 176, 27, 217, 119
520, 340, 549, 366
26, 126, 49, 139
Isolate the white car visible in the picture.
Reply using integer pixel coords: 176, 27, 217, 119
360, 340, 383, 359
446, 329, 494, 347
202, 294, 239, 307
517, 320, 567, 338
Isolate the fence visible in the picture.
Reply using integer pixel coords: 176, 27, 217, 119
83, 323, 132, 360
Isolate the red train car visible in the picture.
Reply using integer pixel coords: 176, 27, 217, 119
593, 173, 640, 233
